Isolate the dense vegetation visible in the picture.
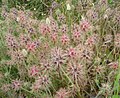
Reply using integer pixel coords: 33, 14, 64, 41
0, 0, 120, 98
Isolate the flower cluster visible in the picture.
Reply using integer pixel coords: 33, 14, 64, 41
0, 0, 120, 97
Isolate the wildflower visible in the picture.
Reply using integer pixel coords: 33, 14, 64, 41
1, 84, 11, 92
55, 88, 70, 98
11, 50, 24, 64
66, 4, 71, 11
27, 18, 38, 27
76, 45, 94, 64
51, 47, 67, 70
48, 17, 59, 33
99, 0, 108, 5
94, 65, 105, 74
104, 34, 113, 44
26, 42, 36, 52
41, 60, 52, 73
18, 10, 26, 22
86, 9, 98, 21
25, 10, 34, 18
72, 31, 81, 42
114, 33, 120, 48
27, 26, 36, 35
10, 8, 18, 16
31, 81, 40, 91
19, 34, 31, 47
1, 9, 8, 19
67, 61, 87, 87
57, 13, 66, 24
50, 32, 58, 42
66, 47, 77, 59
49, 16, 58, 27
28, 66, 39, 77
11, 80, 22, 91
108, 62, 118, 69
33, 40, 40, 48
100, 83, 112, 96
114, 12, 120, 24
61, 34, 70, 45
39, 22, 50, 36
51, 1, 59, 9
85, 34, 99, 48
72, 23, 80, 32
59, 24, 68, 33
32, 75, 51, 91
5, 33, 19, 50
80, 18, 91, 32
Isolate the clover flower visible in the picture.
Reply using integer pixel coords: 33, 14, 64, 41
57, 13, 66, 24
86, 9, 98, 21
61, 34, 70, 45
67, 61, 87, 87
39, 22, 50, 36
5, 33, 19, 50
26, 42, 37, 52
41, 60, 52, 73
49, 32, 58, 43
28, 66, 39, 77
11, 50, 25, 64
76, 44, 94, 64
108, 62, 118, 69
19, 34, 31, 47
1, 84, 11, 92
65, 47, 77, 60
80, 18, 92, 32
59, 24, 68, 33
51, 47, 67, 70
11, 80, 22, 91
85, 34, 99, 48
72, 31, 82, 42
32, 75, 51, 91
114, 33, 120, 48
55, 88, 70, 98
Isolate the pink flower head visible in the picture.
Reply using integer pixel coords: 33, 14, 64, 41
114, 33, 120, 48
72, 31, 81, 40
80, 19, 91, 32
31, 81, 40, 91
85, 35, 98, 47
12, 80, 22, 91
28, 66, 39, 77
59, 24, 68, 33
86, 37, 94, 45
18, 10, 26, 22
61, 34, 70, 45
19, 34, 30, 46
72, 24, 79, 32
50, 32, 58, 42
32, 75, 51, 91
26, 42, 36, 52
5, 33, 19, 50
39, 23, 50, 36
66, 47, 77, 59
108, 62, 118, 69
100, 0, 107, 5
55, 88, 70, 98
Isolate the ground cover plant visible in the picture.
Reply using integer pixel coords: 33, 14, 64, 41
0, 0, 120, 98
